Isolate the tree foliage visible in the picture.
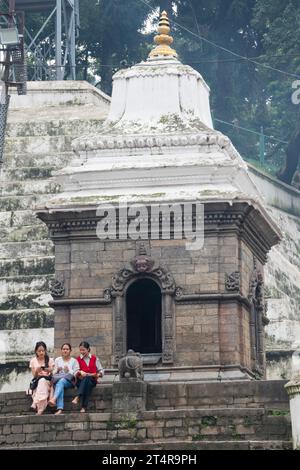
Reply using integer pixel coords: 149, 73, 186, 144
24, 0, 300, 183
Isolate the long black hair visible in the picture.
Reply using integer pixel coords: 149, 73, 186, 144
79, 341, 90, 351
35, 341, 49, 368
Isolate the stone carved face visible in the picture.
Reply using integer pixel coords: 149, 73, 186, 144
133, 256, 154, 273
135, 258, 149, 272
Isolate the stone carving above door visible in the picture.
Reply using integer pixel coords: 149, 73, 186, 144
105, 243, 179, 298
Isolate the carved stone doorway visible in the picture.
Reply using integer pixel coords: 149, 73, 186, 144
126, 278, 162, 354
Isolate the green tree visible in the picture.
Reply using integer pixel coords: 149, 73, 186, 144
78, 0, 152, 93
22, 0, 300, 182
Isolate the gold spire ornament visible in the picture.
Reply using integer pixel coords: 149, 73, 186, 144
149, 10, 178, 58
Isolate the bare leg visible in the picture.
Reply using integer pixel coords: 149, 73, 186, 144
72, 396, 79, 405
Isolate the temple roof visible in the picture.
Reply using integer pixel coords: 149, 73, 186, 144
37, 11, 281, 246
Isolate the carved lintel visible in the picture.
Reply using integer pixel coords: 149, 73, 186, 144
108, 256, 177, 297
225, 272, 240, 291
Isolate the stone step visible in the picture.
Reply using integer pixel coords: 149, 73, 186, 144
0, 274, 53, 297
0, 194, 51, 212
3, 135, 73, 156
0, 291, 52, 311
0, 224, 49, 243
0, 223, 49, 242
3, 151, 74, 170
0, 381, 290, 416
0, 307, 53, 331
0, 210, 44, 229
6, 119, 100, 138
0, 240, 53, 260
148, 380, 290, 411
0, 257, 54, 278
3, 167, 55, 181
0, 179, 60, 198
2, 440, 292, 450
0, 408, 292, 448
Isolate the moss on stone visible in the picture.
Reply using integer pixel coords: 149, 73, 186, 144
0, 309, 54, 330
201, 416, 217, 427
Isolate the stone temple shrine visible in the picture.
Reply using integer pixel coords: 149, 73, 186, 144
37, 11, 281, 382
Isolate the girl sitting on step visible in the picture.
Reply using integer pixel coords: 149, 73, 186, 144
29, 342, 55, 415
72, 341, 104, 413
48, 343, 79, 415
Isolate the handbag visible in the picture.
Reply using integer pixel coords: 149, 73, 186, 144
29, 375, 52, 390
29, 377, 39, 391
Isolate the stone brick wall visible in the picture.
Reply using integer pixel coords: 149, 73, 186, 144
51, 227, 266, 373
0, 380, 290, 416
175, 303, 219, 365
0, 380, 292, 449
0, 408, 291, 448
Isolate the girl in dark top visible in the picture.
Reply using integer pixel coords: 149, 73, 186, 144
72, 341, 104, 413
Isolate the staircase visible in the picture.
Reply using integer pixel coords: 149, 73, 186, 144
0, 82, 110, 383
0, 380, 292, 449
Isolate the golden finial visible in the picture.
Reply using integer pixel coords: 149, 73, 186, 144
149, 10, 178, 59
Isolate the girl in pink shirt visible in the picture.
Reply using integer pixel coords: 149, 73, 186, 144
29, 341, 54, 415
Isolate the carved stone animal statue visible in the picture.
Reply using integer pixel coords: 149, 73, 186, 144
118, 349, 144, 381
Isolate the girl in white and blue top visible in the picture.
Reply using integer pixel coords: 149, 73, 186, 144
48, 343, 79, 415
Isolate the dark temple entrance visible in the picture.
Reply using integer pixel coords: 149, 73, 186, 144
126, 278, 162, 354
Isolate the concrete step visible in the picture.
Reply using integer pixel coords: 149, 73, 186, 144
2, 440, 293, 451
3, 167, 55, 181
0, 257, 54, 278
0, 210, 44, 229
0, 440, 293, 451
0, 224, 49, 243
0, 307, 53, 330
6, 119, 100, 138
3, 135, 73, 156
3, 151, 74, 170
0, 292, 52, 311
0, 274, 53, 296
0, 179, 60, 198
0, 240, 53, 260
0, 194, 51, 212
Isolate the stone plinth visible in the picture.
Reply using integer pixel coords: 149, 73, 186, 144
112, 380, 147, 413
285, 375, 300, 449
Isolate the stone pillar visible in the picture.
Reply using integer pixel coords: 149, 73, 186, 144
112, 380, 147, 414
285, 375, 300, 450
